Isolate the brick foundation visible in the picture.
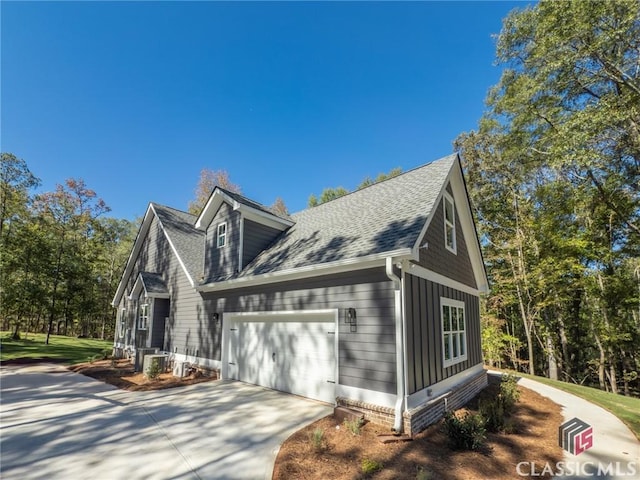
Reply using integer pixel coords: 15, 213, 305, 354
337, 370, 488, 436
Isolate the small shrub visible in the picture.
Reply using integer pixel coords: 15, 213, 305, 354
343, 417, 365, 436
500, 373, 520, 413
361, 458, 383, 476
443, 411, 486, 451
309, 427, 325, 452
145, 360, 162, 380
416, 466, 435, 480
479, 397, 505, 433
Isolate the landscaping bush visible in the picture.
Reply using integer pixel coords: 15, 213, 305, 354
479, 396, 505, 432
344, 417, 365, 436
145, 360, 162, 380
500, 373, 520, 413
361, 458, 383, 476
309, 427, 325, 452
442, 411, 486, 451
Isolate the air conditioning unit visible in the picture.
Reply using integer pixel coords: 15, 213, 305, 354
173, 361, 188, 378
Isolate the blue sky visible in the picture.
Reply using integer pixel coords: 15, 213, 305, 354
2, 1, 527, 221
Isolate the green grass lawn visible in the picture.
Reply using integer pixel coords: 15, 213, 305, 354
520, 372, 640, 440
0, 332, 113, 365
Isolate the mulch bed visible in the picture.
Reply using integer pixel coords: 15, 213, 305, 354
67, 359, 219, 391
273, 384, 563, 480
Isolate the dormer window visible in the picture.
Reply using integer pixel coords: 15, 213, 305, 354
443, 192, 456, 254
217, 222, 227, 248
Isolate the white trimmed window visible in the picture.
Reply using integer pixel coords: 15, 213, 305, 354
138, 302, 149, 330
443, 192, 456, 254
441, 298, 467, 367
118, 308, 126, 337
217, 222, 227, 248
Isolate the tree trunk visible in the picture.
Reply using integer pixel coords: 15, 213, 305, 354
546, 335, 558, 380
593, 331, 607, 391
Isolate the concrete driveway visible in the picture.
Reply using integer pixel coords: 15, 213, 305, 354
0, 364, 332, 480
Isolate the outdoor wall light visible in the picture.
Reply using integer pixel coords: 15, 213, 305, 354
212, 312, 220, 324
346, 308, 357, 333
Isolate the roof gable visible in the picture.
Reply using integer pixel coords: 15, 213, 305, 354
195, 187, 293, 231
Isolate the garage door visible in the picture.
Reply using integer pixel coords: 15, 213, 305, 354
226, 311, 336, 403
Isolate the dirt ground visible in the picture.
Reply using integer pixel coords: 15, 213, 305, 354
67, 358, 219, 391
273, 383, 564, 480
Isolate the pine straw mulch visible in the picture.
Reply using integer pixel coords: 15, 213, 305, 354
68, 358, 219, 391
273, 383, 563, 480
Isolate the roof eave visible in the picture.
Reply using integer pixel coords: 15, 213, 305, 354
197, 248, 413, 293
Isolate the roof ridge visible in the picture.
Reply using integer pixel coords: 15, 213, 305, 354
292, 153, 457, 217
151, 202, 197, 219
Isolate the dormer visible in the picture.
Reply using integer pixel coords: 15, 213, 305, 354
195, 188, 294, 283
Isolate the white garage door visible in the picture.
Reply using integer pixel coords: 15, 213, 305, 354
226, 311, 336, 403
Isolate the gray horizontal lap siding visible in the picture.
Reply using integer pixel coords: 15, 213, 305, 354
200, 268, 397, 395
403, 273, 482, 395
416, 182, 477, 289
242, 219, 282, 269
204, 203, 241, 282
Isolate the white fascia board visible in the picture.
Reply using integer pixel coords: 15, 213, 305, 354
152, 204, 196, 288
234, 203, 294, 231
111, 204, 155, 307
406, 263, 482, 296
195, 189, 233, 230
197, 248, 413, 292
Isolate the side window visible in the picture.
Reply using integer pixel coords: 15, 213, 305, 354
441, 298, 467, 367
443, 192, 456, 254
118, 308, 126, 337
217, 222, 227, 248
138, 302, 149, 330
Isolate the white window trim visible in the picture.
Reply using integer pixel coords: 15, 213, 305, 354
443, 192, 457, 254
441, 297, 467, 368
217, 222, 227, 248
138, 301, 150, 330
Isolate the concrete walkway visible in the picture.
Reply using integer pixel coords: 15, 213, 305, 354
514, 375, 639, 479
0, 364, 331, 480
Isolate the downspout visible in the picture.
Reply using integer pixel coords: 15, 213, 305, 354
386, 257, 405, 433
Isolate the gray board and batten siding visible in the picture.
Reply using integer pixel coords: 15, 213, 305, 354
403, 272, 482, 395
415, 182, 477, 289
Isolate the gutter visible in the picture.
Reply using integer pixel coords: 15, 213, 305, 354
386, 257, 405, 433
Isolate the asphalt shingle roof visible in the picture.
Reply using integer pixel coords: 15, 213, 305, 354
151, 204, 205, 282
149, 154, 456, 284
139, 271, 169, 295
238, 154, 456, 277
218, 188, 292, 221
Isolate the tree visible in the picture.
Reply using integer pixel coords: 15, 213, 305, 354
188, 169, 241, 215
456, 0, 640, 392
307, 167, 403, 207
270, 197, 289, 217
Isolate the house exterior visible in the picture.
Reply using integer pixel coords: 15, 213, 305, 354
112, 153, 489, 435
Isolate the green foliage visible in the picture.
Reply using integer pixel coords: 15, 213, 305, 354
309, 427, 325, 452
360, 458, 383, 476
442, 412, 486, 451
478, 396, 505, 433
307, 167, 403, 207
415, 466, 435, 480
455, 0, 640, 393
343, 417, 365, 436
145, 359, 162, 381
499, 373, 521, 412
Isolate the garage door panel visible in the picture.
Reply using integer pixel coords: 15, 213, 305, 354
228, 313, 336, 403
